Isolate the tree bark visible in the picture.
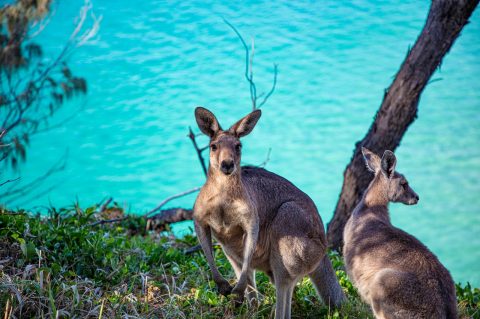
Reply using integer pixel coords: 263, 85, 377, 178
147, 208, 193, 232
327, 0, 479, 251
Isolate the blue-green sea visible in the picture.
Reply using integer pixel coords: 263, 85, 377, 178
3, 1, 479, 285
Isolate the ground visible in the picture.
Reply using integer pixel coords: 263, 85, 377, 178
0, 205, 478, 318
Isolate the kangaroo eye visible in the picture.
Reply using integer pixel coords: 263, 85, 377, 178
211, 144, 217, 151
235, 144, 241, 152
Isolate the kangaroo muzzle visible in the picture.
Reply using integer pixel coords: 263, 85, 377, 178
407, 193, 419, 205
220, 160, 235, 175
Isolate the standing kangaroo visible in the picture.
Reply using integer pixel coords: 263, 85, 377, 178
193, 107, 345, 319
343, 148, 457, 319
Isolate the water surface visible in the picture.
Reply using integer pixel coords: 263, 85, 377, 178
4, 1, 479, 285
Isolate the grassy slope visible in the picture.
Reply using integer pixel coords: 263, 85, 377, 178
0, 206, 478, 318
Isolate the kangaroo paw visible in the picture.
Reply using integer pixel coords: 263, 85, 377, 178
231, 292, 245, 307
216, 280, 233, 296
231, 284, 246, 305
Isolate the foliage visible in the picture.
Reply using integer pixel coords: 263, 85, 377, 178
0, 0, 89, 169
0, 206, 477, 318
457, 282, 480, 318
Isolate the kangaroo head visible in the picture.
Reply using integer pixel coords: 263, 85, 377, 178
361, 147, 419, 205
195, 107, 261, 176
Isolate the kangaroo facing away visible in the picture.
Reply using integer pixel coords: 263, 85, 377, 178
193, 107, 345, 319
343, 148, 457, 319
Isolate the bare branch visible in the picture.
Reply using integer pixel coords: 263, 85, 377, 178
185, 244, 202, 254
185, 242, 221, 255
223, 19, 256, 109
188, 126, 208, 176
0, 177, 20, 188
13, 183, 64, 208
0, 153, 67, 202
27, 4, 55, 39
88, 216, 127, 227
223, 19, 278, 110
31, 102, 87, 136
73, 0, 102, 47
99, 197, 113, 213
258, 64, 278, 108
257, 148, 272, 168
144, 187, 201, 218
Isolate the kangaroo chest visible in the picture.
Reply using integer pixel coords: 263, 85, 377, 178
209, 206, 244, 242
206, 198, 269, 270
201, 195, 254, 243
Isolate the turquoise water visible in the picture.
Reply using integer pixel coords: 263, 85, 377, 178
3, 1, 479, 285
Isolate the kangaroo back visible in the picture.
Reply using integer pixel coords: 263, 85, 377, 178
241, 166, 322, 226
343, 148, 456, 318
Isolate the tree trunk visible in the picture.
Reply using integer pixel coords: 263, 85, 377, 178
327, 0, 479, 251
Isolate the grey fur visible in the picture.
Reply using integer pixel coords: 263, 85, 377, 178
343, 148, 457, 319
193, 107, 345, 319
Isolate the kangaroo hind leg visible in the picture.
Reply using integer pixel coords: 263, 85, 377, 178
309, 254, 345, 307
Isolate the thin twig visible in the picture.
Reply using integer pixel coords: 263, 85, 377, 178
184, 244, 202, 255
13, 183, 65, 208
258, 64, 278, 108
257, 148, 272, 168
188, 127, 207, 176
145, 187, 201, 218
31, 102, 87, 136
88, 216, 127, 227
99, 197, 113, 213
0, 152, 67, 201
223, 18, 257, 109
0, 177, 20, 187
185, 242, 221, 255
223, 18, 278, 110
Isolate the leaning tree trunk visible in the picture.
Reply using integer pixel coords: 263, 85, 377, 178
327, 0, 479, 251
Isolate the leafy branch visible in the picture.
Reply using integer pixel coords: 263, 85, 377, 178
0, 0, 101, 204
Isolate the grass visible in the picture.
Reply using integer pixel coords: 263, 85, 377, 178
0, 204, 478, 318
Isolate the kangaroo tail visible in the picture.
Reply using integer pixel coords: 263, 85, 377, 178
309, 254, 346, 308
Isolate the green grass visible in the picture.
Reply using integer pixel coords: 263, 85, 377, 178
0, 205, 478, 318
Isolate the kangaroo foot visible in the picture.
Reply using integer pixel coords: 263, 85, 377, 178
216, 280, 233, 296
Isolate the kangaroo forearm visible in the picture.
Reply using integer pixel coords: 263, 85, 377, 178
195, 222, 227, 282
233, 227, 258, 292
241, 232, 257, 271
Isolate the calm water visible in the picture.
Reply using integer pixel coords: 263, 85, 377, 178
3, 1, 479, 285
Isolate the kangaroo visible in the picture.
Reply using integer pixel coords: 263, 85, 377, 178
193, 107, 345, 319
343, 148, 457, 319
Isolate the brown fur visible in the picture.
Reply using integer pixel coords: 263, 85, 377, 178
193, 107, 345, 319
343, 148, 457, 319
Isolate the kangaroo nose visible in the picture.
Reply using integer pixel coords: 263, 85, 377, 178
220, 160, 235, 175
415, 194, 420, 201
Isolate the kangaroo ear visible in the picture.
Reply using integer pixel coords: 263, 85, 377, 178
381, 150, 397, 179
361, 147, 381, 173
195, 107, 221, 138
229, 109, 262, 138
